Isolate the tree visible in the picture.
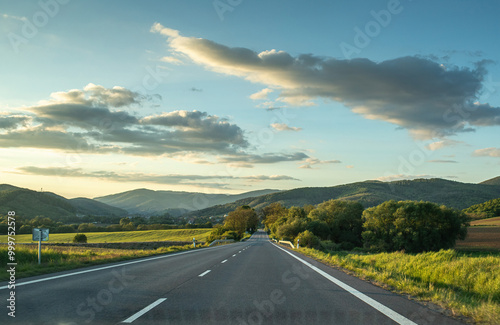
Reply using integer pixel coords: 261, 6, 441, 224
262, 203, 287, 231
77, 223, 98, 232
308, 200, 364, 246
224, 205, 258, 236
296, 230, 320, 249
362, 200, 469, 253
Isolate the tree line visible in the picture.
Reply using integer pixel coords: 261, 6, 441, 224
0, 214, 213, 235
219, 199, 469, 253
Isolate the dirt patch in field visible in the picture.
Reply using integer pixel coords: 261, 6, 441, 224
455, 227, 500, 251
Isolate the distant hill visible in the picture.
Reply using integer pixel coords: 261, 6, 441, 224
183, 178, 500, 217
94, 189, 280, 216
69, 198, 128, 217
0, 185, 127, 218
464, 198, 500, 220
480, 176, 500, 186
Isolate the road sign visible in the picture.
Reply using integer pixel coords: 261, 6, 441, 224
33, 228, 49, 241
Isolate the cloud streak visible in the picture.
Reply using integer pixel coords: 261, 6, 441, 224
473, 147, 500, 158
152, 24, 500, 139
15, 166, 299, 189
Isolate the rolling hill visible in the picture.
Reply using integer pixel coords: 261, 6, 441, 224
183, 178, 500, 217
480, 176, 500, 186
464, 197, 500, 219
0, 185, 127, 218
94, 188, 280, 216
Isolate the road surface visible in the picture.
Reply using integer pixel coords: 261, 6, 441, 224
1, 231, 464, 324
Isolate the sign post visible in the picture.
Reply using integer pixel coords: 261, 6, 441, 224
32, 228, 49, 264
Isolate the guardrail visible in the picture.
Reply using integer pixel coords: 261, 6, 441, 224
278, 240, 295, 249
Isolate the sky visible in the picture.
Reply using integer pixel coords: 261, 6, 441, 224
0, 0, 499, 199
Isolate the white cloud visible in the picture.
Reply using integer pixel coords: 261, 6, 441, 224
1, 14, 27, 22
473, 147, 500, 157
0, 84, 310, 167
427, 160, 458, 163
270, 123, 302, 132
249, 88, 274, 100
160, 56, 183, 65
15, 166, 299, 189
426, 139, 464, 151
151, 24, 500, 139
299, 157, 341, 169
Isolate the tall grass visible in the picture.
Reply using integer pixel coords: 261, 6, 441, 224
299, 248, 500, 324
0, 244, 195, 281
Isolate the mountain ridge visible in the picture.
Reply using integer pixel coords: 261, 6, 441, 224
0, 184, 127, 218
182, 177, 500, 217
94, 188, 281, 216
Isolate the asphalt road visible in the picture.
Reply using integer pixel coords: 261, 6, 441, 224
1, 231, 464, 324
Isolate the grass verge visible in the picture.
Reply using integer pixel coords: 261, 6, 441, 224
0, 244, 198, 281
298, 248, 500, 324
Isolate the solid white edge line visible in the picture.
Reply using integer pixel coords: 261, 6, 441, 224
0, 244, 233, 290
272, 243, 417, 325
121, 298, 167, 323
198, 270, 211, 277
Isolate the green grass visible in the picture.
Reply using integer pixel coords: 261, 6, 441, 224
0, 244, 198, 281
0, 228, 213, 244
298, 248, 500, 324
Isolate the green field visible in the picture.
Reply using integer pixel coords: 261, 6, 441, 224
0, 228, 213, 244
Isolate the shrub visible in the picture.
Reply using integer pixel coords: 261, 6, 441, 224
362, 200, 469, 253
73, 233, 87, 243
319, 240, 341, 252
296, 230, 320, 249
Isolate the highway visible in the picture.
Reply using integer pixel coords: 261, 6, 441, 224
1, 230, 464, 324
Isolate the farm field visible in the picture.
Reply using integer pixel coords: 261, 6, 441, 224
471, 216, 500, 226
0, 228, 213, 244
455, 226, 500, 251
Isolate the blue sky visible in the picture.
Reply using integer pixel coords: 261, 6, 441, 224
0, 0, 499, 198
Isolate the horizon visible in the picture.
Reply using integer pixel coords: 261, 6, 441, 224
2, 175, 498, 200
1, 1, 499, 199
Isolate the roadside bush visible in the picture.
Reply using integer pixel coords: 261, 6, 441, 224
73, 233, 87, 243
296, 230, 320, 249
319, 240, 341, 252
362, 200, 469, 253
207, 225, 229, 243
222, 231, 240, 240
